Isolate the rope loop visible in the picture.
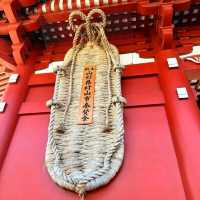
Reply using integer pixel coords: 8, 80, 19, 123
69, 9, 106, 44
69, 10, 87, 32
86, 9, 106, 41
112, 96, 127, 105
86, 9, 106, 28
114, 63, 124, 71
73, 23, 87, 47
46, 99, 63, 108
52, 65, 66, 73
56, 122, 65, 133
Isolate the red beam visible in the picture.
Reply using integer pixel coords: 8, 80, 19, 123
2, 0, 20, 23
123, 62, 158, 78
137, 0, 191, 15
0, 54, 16, 72
33, 2, 138, 24
0, 38, 16, 72
18, 0, 40, 7
0, 3, 3, 11
22, 16, 44, 32
0, 16, 44, 34
184, 68, 200, 80
173, 0, 192, 11
29, 0, 194, 24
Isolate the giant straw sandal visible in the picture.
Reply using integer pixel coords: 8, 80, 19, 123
45, 9, 126, 199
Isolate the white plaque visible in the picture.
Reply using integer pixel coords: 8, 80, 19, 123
0, 101, 6, 112
8, 74, 19, 83
167, 57, 179, 68
176, 87, 189, 99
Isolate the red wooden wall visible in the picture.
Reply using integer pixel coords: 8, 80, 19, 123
0, 49, 200, 200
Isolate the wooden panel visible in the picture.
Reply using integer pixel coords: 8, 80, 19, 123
19, 102, 49, 115
1, 59, 196, 200
19, 76, 165, 114
25, 85, 54, 102
28, 73, 55, 86
0, 107, 186, 200
122, 76, 165, 107
123, 63, 158, 78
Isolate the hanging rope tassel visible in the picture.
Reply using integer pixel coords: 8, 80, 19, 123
79, 193, 85, 200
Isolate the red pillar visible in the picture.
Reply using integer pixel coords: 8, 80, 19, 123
156, 49, 200, 200
2, 0, 19, 23
0, 49, 38, 169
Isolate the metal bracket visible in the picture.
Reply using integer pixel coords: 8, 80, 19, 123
176, 87, 189, 99
0, 101, 6, 112
8, 74, 19, 83
167, 58, 179, 68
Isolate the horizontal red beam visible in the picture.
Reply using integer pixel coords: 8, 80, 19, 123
0, 3, 3, 11
29, 0, 193, 25
184, 68, 200, 80
0, 16, 44, 35
28, 72, 55, 86
18, 101, 50, 115
123, 62, 158, 78
34, 2, 138, 24
1, 0, 39, 8
18, 0, 40, 7
138, 0, 191, 15
182, 58, 200, 70
0, 54, 16, 72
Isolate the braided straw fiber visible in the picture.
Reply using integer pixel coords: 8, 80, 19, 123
45, 9, 125, 199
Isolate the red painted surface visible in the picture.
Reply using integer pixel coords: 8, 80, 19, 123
0, 0, 199, 70
0, 39, 16, 72
0, 52, 200, 199
0, 50, 37, 169
122, 76, 165, 107
0, 71, 186, 200
157, 50, 200, 200
0, 1, 200, 198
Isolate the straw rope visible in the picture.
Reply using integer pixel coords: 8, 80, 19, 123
45, 9, 125, 199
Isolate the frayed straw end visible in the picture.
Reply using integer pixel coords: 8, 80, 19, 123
79, 192, 85, 200
56, 123, 65, 133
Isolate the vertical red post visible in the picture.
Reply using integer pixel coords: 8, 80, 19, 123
2, 0, 19, 23
2, 0, 32, 65
156, 49, 200, 200
0, 50, 38, 169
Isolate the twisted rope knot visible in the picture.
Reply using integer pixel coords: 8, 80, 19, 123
69, 10, 87, 32
114, 63, 124, 71
76, 183, 86, 200
56, 122, 65, 133
69, 9, 106, 44
46, 99, 63, 108
52, 65, 66, 73
112, 96, 127, 105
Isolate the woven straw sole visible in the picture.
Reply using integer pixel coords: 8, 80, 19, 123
45, 42, 124, 195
